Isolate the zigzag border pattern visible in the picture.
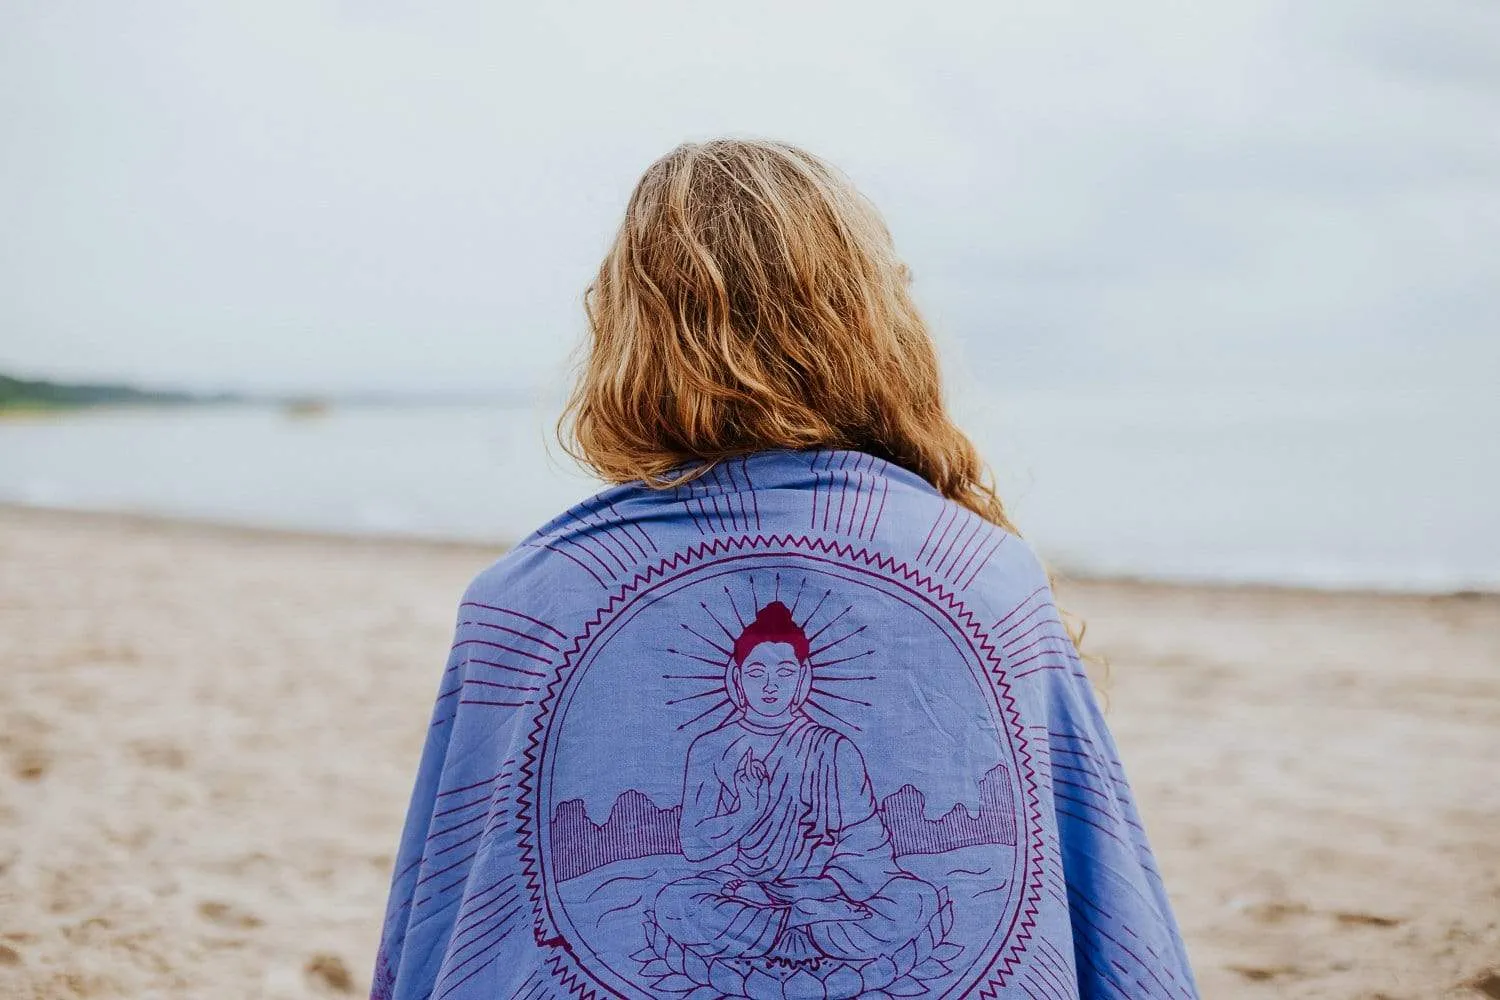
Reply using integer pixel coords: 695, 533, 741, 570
514, 533, 1046, 1000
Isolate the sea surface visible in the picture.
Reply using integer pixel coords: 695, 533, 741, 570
1, 387, 1494, 593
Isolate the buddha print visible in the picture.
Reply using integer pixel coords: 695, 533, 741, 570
650, 601, 943, 969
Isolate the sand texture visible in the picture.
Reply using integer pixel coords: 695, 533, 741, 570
1, 506, 1496, 998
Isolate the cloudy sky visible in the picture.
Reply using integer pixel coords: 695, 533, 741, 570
2, 0, 1497, 395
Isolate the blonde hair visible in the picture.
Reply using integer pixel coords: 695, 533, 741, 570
560, 138, 1097, 670
560, 137, 1018, 535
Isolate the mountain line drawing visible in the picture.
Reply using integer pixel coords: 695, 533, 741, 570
550, 764, 1015, 882
879, 763, 1016, 856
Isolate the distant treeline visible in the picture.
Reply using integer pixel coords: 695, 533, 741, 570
0, 373, 240, 411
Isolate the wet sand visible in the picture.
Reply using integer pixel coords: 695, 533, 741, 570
0, 505, 1496, 998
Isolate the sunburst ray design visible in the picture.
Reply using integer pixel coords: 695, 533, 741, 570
806, 605, 852, 643
799, 589, 833, 632
809, 685, 872, 708
667, 687, 729, 707
680, 621, 730, 657
811, 623, 867, 658
698, 601, 735, 642
658, 576, 882, 740
676, 698, 735, 731
810, 649, 876, 672
664, 645, 726, 668
787, 577, 808, 617
723, 586, 746, 629
803, 697, 862, 732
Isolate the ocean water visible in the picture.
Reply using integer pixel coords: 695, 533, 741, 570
0, 388, 1494, 593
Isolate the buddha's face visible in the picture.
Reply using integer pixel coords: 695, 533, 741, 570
736, 641, 805, 722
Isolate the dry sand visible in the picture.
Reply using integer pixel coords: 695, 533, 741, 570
0, 505, 1496, 999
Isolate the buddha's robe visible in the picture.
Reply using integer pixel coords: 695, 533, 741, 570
654, 714, 938, 962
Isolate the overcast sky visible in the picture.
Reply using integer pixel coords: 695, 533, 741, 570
2, 0, 1497, 396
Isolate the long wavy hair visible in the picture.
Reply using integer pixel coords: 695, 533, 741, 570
560, 138, 1094, 664
559, 137, 1018, 536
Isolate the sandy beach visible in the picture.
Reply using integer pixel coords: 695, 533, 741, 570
1, 504, 1496, 1000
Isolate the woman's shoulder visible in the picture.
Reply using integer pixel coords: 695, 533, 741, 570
454, 457, 1055, 623
458, 481, 658, 599
867, 484, 1050, 591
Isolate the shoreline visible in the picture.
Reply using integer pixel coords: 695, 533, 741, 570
0, 501, 511, 558
4, 501, 1493, 602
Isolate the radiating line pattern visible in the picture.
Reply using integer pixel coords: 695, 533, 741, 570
519, 495, 657, 589
392, 604, 570, 997
431, 602, 563, 728
379, 759, 532, 1000
991, 585, 1088, 683
914, 501, 1010, 590
654, 570, 876, 737
674, 457, 762, 535
416, 764, 518, 910
807, 450, 890, 540
1045, 728, 1192, 1000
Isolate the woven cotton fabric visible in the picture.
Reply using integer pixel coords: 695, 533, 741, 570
372, 449, 1197, 1000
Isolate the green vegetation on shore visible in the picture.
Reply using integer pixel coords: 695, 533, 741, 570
0, 370, 511, 414
0, 373, 240, 412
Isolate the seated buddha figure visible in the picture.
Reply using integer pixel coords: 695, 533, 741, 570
652, 601, 939, 965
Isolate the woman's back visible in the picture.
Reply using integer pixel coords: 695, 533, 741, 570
372, 449, 1197, 999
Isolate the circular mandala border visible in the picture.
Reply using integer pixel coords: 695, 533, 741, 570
515, 534, 1045, 999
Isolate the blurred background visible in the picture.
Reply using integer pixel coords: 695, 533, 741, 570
2, 0, 1496, 591
2, 4, 1499, 1000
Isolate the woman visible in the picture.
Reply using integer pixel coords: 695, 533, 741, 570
372, 139, 1198, 1000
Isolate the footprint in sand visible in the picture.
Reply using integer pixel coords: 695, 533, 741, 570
1333, 911, 1402, 928
1245, 900, 1311, 923
1468, 970, 1500, 999
1, 712, 53, 781
129, 738, 189, 770
1228, 964, 1299, 983
197, 900, 264, 930
304, 952, 354, 994
10, 747, 50, 781
0, 943, 21, 966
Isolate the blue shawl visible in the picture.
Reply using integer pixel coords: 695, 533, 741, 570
371, 449, 1197, 999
